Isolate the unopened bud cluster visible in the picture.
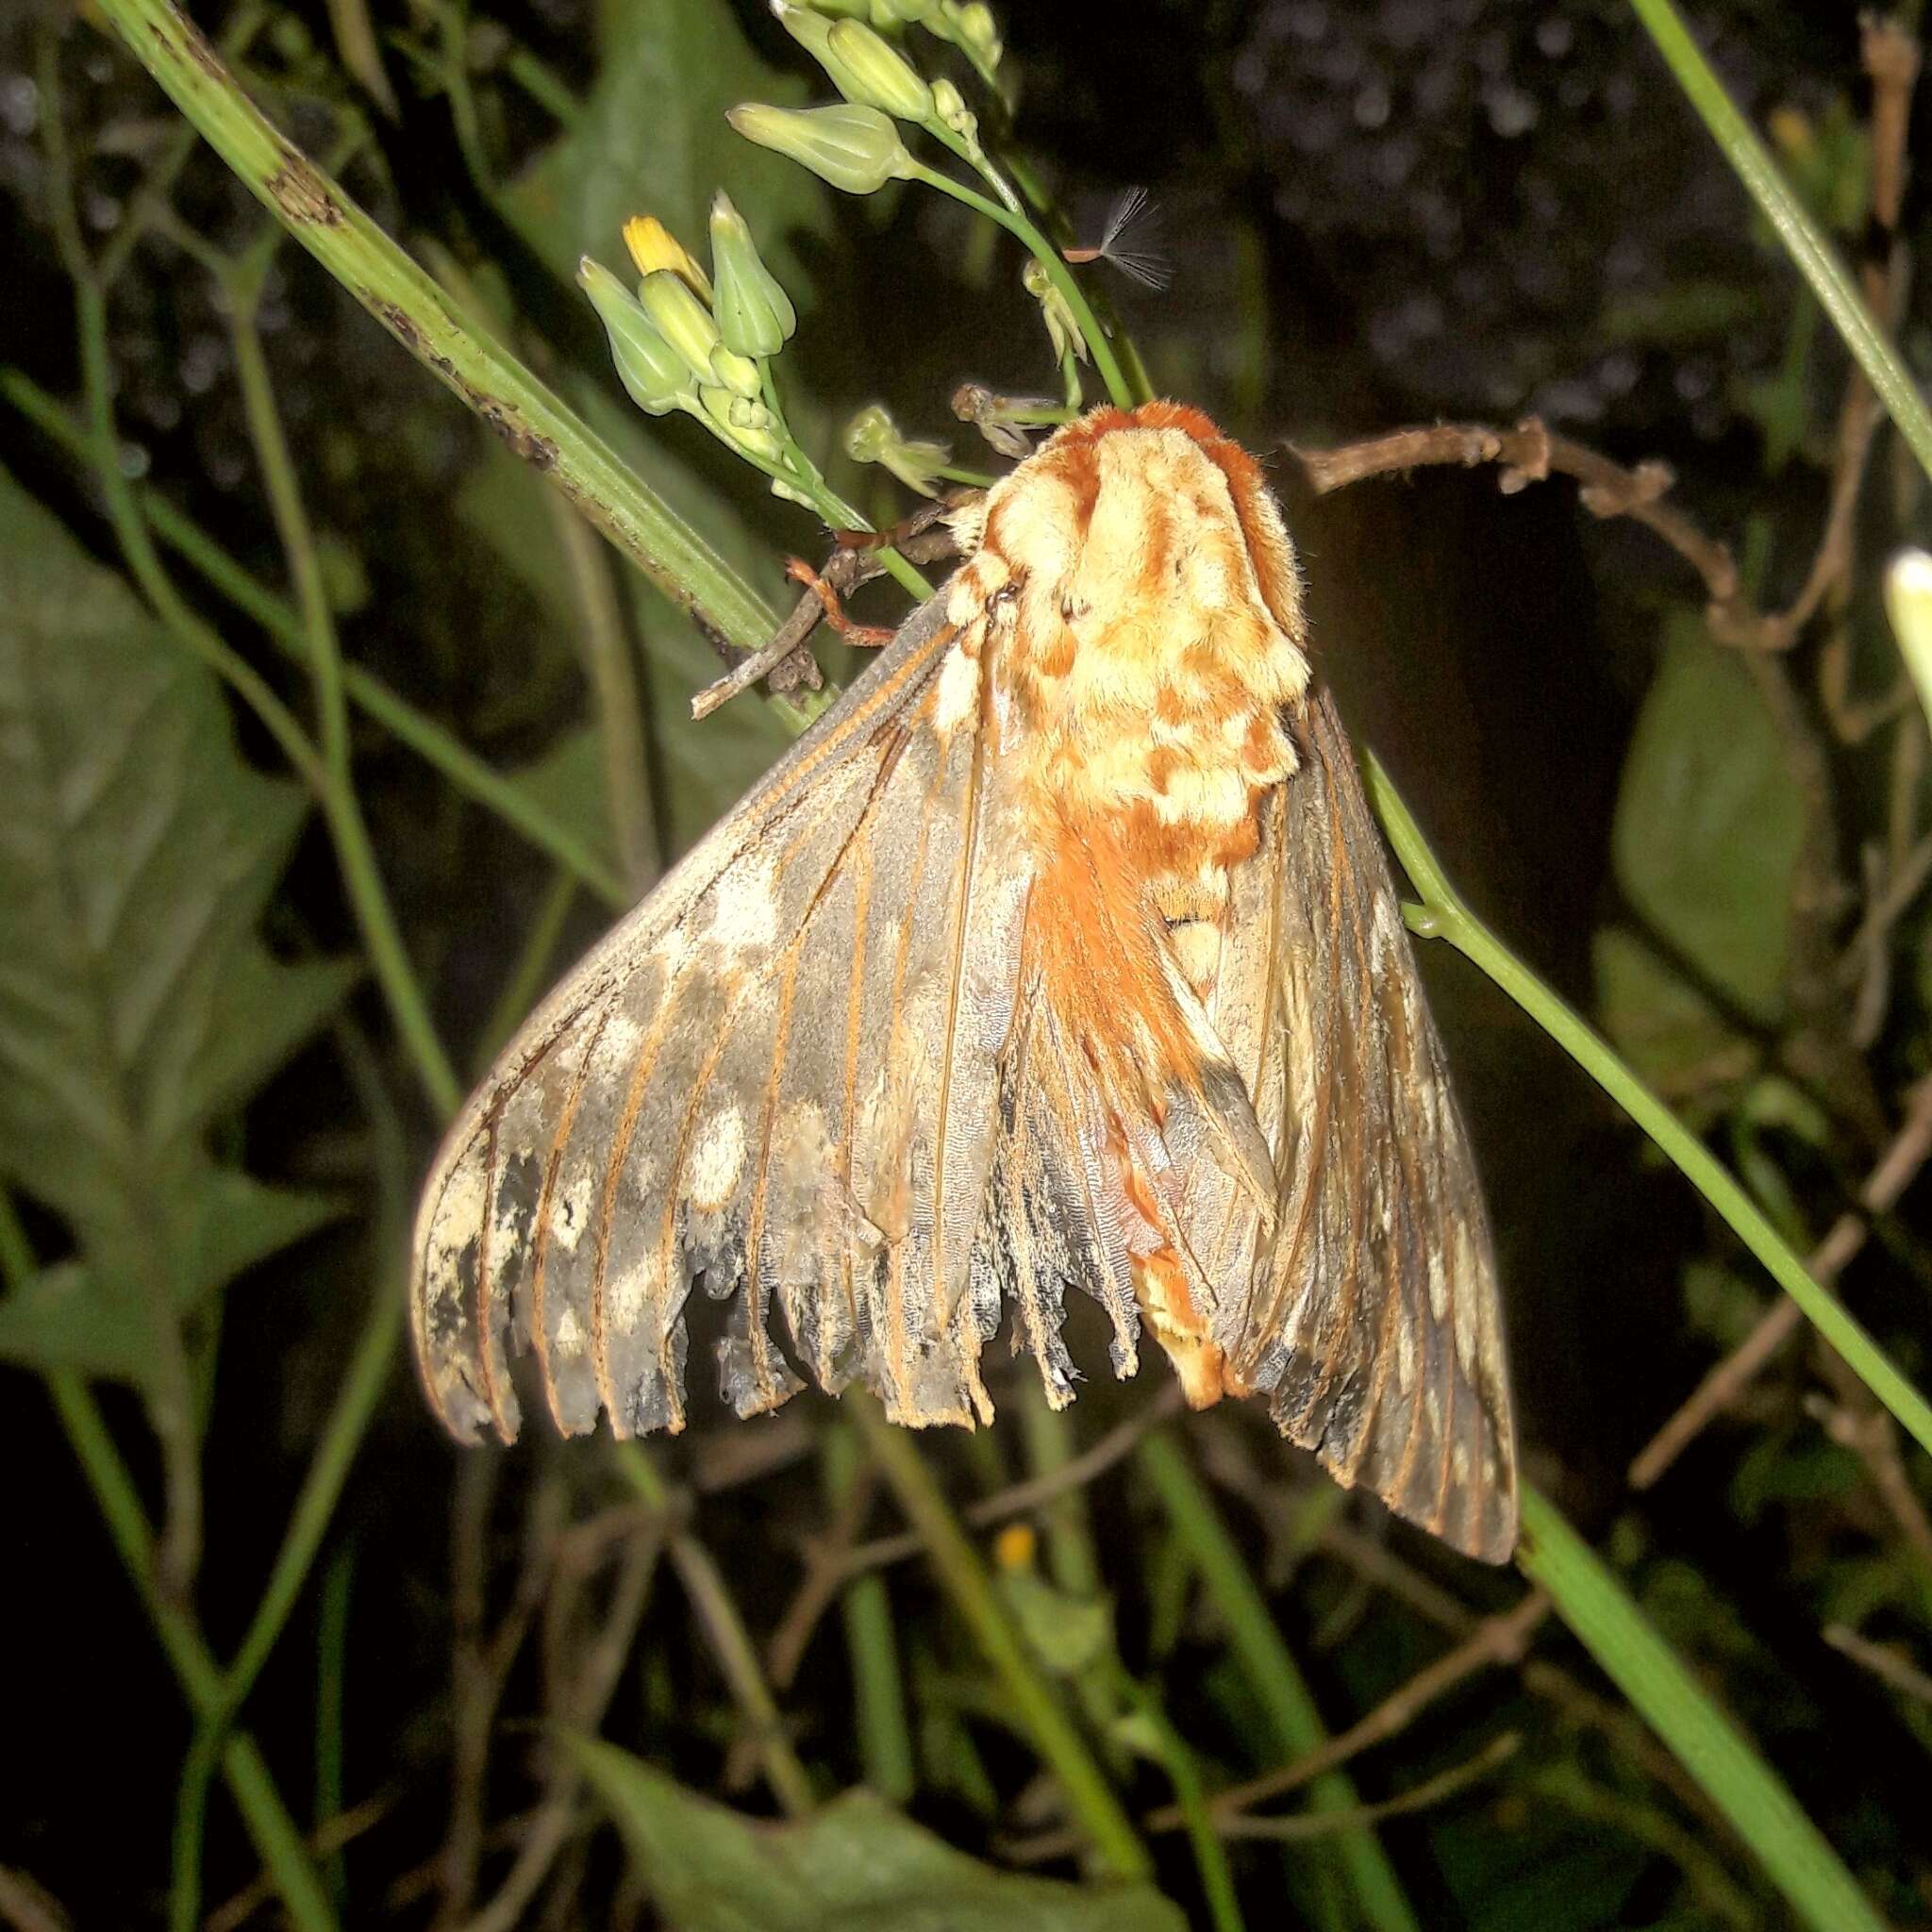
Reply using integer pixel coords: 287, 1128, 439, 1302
578, 195, 804, 479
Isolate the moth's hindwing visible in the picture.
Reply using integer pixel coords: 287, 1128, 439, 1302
1204, 691, 1518, 1562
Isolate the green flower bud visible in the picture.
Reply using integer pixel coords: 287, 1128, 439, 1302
700, 383, 784, 459
770, 475, 819, 508
637, 269, 720, 380
949, 0, 1001, 66
769, 0, 869, 99
727, 103, 916, 196
871, 0, 932, 24
708, 341, 764, 399
841, 401, 950, 496
577, 257, 690, 415
708, 190, 797, 359
825, 19, 933, 121
1886, 550, 1932, 724
928, 77, 977, 144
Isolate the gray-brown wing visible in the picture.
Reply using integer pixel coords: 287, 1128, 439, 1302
1206, 690, 1517, 1562
410, 593, 1031, 1443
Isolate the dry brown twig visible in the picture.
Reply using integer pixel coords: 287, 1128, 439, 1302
1150, 1590, 1548, 1836
1824, 1621, 1932, 1707
691, 507, 963, 720
1629, 1072, 1932, 1490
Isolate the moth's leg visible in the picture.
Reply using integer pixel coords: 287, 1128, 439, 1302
782, 558, 898, 649
829, 493, 970, 559
691, 504, 969, 720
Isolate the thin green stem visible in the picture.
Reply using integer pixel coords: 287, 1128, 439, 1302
1116, 1676, 1246, 1932
1363, 753, 1932, 1462
1135, 1432, 1420, 1932
1627, 0, 1932, 484
849, 1393, 1153, 1881
477, 871, 580, 1070
314, 1544, 354, 1909
225, 301, 461, 1117
904, 160, 1133, 410
42, 1368, 336, 1931
823, 1424, 917, 1802
1518, 1486, 1887, 1932
92, 0, 785, 657
543, 489, 658, 892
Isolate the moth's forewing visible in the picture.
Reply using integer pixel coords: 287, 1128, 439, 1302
410, 592, 1026, 1441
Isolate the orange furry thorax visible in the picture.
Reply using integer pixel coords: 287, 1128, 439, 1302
945, 403, 1317, 1400
953, 402, 1312, 1075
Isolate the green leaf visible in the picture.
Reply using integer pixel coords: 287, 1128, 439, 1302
0, 1175, 343, 1381
567, 1739, 1187, 1932
1610, 616, 1805, 1024
457, 437, 787, 855
998, 1571, 1114, 1677
0, 465, 354, 1384
506, 0, 823, 294
507, 725, 618, 878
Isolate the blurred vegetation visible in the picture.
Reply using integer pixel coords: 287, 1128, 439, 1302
4, 2, 1932, 1928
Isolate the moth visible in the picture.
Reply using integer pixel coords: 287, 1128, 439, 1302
410, 402, 1518, 1562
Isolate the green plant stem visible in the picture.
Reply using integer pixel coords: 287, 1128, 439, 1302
226, 301, 462, 1118
824, 1424, 917, 1803
904, 160, 1133, 410
1363, 753, 1932, 1462
92, 0, 785, 658
44, 1369, 336, 1932
477, 871, 580, 1069
1135, 1432, 1420, 1932
544, 489, 658, 892
1517, 1486, 1886, 1932
5, 362, 629, 908
314, 1543, 354, 1908
1116, 1676, 1246, 1932
612, 1444, 818, 1819
848, 1393, 1152, 1881
1626, 0, 1932, 485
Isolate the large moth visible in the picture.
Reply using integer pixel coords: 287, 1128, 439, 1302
410, 401, 1518, 1562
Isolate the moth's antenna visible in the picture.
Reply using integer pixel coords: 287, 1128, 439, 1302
1062, 186, 1172, 291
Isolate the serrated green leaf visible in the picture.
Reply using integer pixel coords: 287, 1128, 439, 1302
1610, 618, 1806, 1024
0, 1174, 344, 1382
566, 1739, 1186, 1932
0, 465, 353, 1385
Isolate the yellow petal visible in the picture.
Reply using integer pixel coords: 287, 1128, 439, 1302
622, 215, 713, 302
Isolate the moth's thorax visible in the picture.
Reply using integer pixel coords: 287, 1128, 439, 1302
955, 408, 1312, 981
